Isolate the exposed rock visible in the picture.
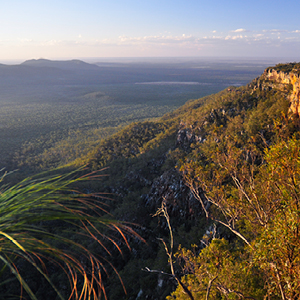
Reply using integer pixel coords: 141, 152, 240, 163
176, 121, 204, 149
142, 168, 203, 220
261, 68, 300, 117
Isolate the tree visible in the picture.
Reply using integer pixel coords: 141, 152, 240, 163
168, 239, 264, 300
177, 134, 300, 299
253, 137, 300, 300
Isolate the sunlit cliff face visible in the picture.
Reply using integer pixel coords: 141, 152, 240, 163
265, 69, 300, 117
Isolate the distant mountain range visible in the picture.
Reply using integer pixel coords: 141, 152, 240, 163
21, 58, 100, 71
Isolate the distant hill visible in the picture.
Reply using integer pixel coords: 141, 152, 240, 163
0, 59, 102, 92
21, 58, 100, 71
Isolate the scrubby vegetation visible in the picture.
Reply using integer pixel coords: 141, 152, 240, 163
1, 61, 299, 299
267, 62, 300, 74
81, 66, 300, 299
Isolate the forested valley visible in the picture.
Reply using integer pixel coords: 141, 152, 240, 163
0, 59, 299, 300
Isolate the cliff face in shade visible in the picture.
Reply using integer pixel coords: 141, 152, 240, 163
262, 68, 300, 116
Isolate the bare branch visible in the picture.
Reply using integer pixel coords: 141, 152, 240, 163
149, 200, 195, 300
206, 276, 218, 300
216, 219, 252, 248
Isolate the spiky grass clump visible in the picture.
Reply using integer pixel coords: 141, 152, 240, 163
0, 168, 139, 299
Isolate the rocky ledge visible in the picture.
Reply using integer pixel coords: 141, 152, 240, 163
262, 67, 300, 116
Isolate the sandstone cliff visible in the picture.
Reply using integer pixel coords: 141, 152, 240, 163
260, 66, 300, 116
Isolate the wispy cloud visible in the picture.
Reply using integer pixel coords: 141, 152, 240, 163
225, 35, 246, 40
41, 40, 59, 46
13, 29, 300, 49
3, 28, 300, 58
117, 34, 196, 45
232, 28, 246, 33
262, 29, 288, 33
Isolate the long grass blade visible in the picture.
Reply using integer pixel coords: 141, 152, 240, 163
0, 255, 38, 300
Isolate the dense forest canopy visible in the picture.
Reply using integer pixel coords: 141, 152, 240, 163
0, 58, 271, 170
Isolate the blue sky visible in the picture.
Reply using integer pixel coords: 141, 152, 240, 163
1, 0, 300, 61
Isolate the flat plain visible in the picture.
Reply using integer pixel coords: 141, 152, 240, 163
0, 58, 276, 169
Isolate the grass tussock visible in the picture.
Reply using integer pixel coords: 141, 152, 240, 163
0, 167, 140, 299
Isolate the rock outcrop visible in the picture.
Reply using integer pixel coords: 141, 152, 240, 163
262, 68, 300, 117
143, 168, 203, 220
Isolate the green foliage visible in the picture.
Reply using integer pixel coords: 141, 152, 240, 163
253, 138, 300, 299
81, 63, 299, 299
175, 132, 300, 299
89, 120, 177, 170
170, 64, 300, 299
268, 62, 300, 74
168, 239, 264, 300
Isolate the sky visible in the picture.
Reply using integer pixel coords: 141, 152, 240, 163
1, 0, 300, 62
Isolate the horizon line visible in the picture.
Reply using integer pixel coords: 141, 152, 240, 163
1, 55, 299, 65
